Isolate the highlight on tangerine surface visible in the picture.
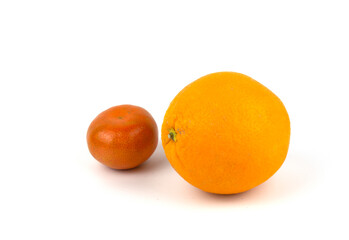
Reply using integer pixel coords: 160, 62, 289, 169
161, 72, 291, 194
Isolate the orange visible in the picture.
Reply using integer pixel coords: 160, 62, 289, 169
87, 105, 158, 169
161, 72, 290, 194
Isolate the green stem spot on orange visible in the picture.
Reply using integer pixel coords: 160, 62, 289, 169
168, 128, 177, 142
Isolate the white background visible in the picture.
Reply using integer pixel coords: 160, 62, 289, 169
1, 1, 348, 239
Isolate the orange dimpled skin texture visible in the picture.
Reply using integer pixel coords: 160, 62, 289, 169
161, 72, 291, 194
87, 105, 158, 170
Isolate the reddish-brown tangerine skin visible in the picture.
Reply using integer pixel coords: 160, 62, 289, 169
87, 105, 158, 169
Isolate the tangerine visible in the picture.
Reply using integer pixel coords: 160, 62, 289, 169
87, 105, 158, 169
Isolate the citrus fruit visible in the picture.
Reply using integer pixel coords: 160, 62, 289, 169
87, 105, 158, 169
161, 72, 290, 194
